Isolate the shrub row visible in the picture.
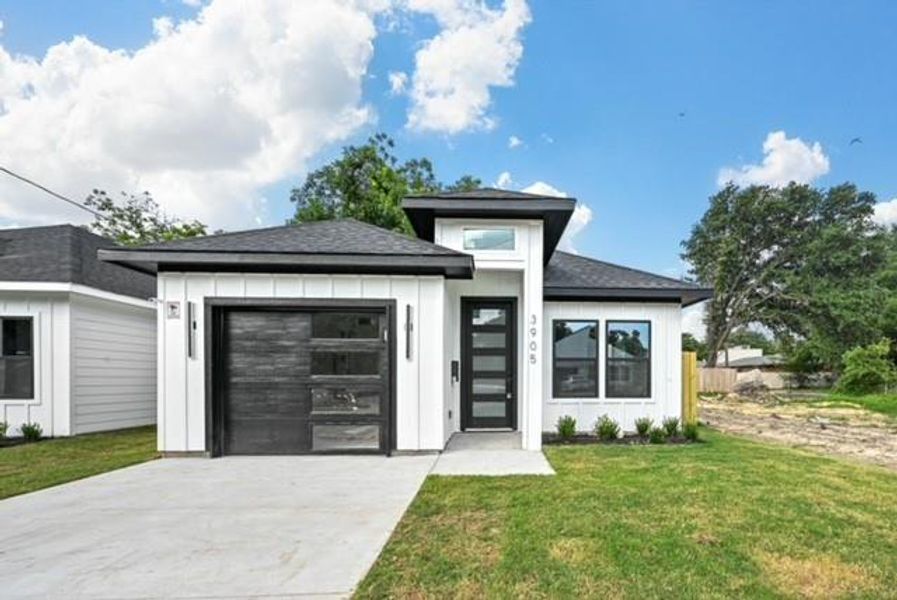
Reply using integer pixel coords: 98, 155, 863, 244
554, 414, 698, 444
0, 421, 43, 442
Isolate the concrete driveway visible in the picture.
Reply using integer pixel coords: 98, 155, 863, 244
0, 455, 435, 599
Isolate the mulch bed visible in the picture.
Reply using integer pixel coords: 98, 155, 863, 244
543, 433, 697, 446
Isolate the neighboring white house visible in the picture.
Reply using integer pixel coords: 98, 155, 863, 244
100, 189, 710, 455
0, 225, 157, 437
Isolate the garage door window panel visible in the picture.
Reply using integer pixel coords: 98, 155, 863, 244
311, 387, 381, 415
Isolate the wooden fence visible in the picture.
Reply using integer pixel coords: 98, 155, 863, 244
698, 367, 737, 393
681, 351, 698, 425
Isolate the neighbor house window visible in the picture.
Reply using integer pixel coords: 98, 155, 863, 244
606, 321, 651, 398
0, 317, 34, 399
553, 320, 598, 397
463, 228, 515, 250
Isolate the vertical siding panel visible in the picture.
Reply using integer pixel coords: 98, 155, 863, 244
273, 274, 302, 297
303, 275, 332, 298
186, 275, 214, 450
332, 276, 362, 298
417, 278, 444, 449
360, 277, 390, 298
244, 274, 275, 297
162, 274, 188, 451
214, 274, 244, 297
390, 277, 419, 450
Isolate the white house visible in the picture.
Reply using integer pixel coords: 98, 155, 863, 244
0, 225, 157, 437
99, 189, 710, 454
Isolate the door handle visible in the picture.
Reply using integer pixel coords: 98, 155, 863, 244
506, 392, 512, 399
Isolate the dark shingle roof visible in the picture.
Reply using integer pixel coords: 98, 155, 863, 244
98, 219, 474, 278
136, 218, 464, 256
0, 225, 156, 300
544, 251, 712, 306
406, 187, 563, 200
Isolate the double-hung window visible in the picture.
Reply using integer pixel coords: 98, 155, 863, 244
552, 320, 598, 398
1, 317, 34, 399
606, 321, 651, 398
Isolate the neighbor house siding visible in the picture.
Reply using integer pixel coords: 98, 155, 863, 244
0, 292, 71, 437
541, 301, 682, 433
156, 272, 447, 453
70, 295, 156, 434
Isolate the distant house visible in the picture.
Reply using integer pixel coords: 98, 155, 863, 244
716, 345, 787, 389
0, 225, 156, 437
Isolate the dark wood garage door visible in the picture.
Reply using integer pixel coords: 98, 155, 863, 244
215, 307, 391, 455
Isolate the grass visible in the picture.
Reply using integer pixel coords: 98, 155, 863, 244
0, 426, 157, 500
787, 391, 897, 420
357, 429, 897, 599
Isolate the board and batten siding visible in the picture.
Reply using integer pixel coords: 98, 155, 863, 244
70, 295, 156, 434
541, 301, 682, 433
0, 292, 71, 436
157, 272, 447, 453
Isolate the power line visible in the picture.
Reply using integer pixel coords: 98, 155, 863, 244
0, 165, 103, 219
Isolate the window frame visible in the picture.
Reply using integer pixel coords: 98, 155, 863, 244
462, 227, 516, 251
552, 319, 599, 399
0, 316, 36, 401
605, 320, 652, 399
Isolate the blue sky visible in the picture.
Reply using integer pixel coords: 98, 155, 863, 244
0, 0, 895, 278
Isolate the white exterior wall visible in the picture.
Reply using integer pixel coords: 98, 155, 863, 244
0, 292, 71, 437
156, 272, 446, 453
542, 301, 682, 433
436, 219, 544, 450
70, 295, 156, 434
0, 287, 155, 438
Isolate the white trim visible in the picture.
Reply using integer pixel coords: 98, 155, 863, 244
0, 282, 154, 310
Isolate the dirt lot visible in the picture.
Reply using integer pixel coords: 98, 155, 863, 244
701, 392, 897, 471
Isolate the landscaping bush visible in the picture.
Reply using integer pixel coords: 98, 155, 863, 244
836, 340, 897, 395
662, 417, 680, 437
20, 423, 42, 442
683, 422, 699, 442
634, 417, 652, 438
594, 415, 620, 441
648, 426, 667, 444
0, 421, 8, 439
556, 415, 576, 440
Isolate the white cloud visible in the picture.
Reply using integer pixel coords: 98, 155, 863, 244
873, 198, 897, 227
540, 133, 553, 144
0, 20, 4, 37
717, 130, 830, 188
405, 0, 531, 133
388, 70, 408, 95
495, 171, 513, 189
521, 181, 592, 253
508, 135, 522, 149
182, 0, 203, 7
0, 0, 387, 229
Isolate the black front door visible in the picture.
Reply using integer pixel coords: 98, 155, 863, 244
461, 298, 516, 429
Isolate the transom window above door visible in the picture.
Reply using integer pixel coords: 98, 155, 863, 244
462, 228, 515, 250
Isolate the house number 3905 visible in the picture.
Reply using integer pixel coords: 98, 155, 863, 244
528, 314, 538, 364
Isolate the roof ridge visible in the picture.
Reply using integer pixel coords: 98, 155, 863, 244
554, 250, 705, 289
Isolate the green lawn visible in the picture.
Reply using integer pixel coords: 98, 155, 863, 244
357, 430, 897, 599
0, 426, 157, 500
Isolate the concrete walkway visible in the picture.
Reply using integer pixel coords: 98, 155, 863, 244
0, 455, 435, 600
431, 432, 556, 476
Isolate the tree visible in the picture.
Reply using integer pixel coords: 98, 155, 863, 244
726, 328, 777, 355
681, 333, 708, 361
682, 183, 888, 367
85, 190, 208, 246
290, 133, 481, 233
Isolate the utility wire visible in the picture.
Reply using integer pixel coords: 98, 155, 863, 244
0, 165, 103, 219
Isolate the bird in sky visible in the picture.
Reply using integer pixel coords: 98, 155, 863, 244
849, 137, 863, 145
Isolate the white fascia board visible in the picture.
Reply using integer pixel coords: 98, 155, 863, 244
0, 282, 155, 310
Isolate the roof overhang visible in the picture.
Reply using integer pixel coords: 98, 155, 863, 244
97, 249, 475, 279
544, 286, 713, 307
402, 196, 576, 264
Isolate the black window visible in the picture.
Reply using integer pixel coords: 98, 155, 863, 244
1, 317, 34, 399
552, 320, 598, 397
312, 312, 380, 339
606, 321, 651, 398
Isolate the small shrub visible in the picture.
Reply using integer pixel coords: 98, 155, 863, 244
662, 416, 680, 437
594, 415, 620, 441
683, 422, 699, 442
556, 415, 576, 440
648, 426, 667, 444
20, 422, 42, 442
634, 417, 652, 438
836, 340, 897, 394
0, 421, 8, 439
